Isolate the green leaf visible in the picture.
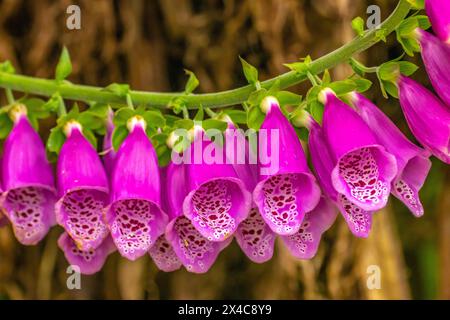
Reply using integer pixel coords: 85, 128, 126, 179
143, 110, 166, 128
112, 125, 129, 151
114, 107, 135, 126
351, 17, 365, 37
194, 105, 204, 121
309, 100, 324, 124
322, 69, 331, 84
174, 119, 194, 130
247, 105, 265, 131
406, 0, 424, 10
88, 103, 109, 118
276, 91, 302, 106
165, 114, 183, 127
78, 112, 104, 131
247, 88, 268, 107
284, 55, 312, 75
383, 81, 399, 98
104, 83, 130, 97
0, 60, 16, 74
378, 62, 400, 81
416, 15, 431, 30
155, 143, 171, 167
352, 78, 372, 92
46, 127, 66, 154
55, 46, 72, 82
42, 93, 62, 113
239, 56, 259, 84
83, 128, 98, 149
184, 69, 199, 94
398, 61, 419, 76
202, 119, 227, 132
222, 109, 247, 124
22, 98, 50, 119
0, 112, 13, 139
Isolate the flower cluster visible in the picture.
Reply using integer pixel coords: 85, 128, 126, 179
0, 2, 448, 275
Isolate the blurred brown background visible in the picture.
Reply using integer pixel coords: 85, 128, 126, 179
0, 0, 449, 299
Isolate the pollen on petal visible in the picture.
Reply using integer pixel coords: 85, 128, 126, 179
235, 207, 275, 263
3, 186, 55, 245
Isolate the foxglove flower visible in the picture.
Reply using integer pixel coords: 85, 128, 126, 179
106, 116, 168, 260
319, 89, 397, 211
0, 171, 7, 227
148, 165, 182, 273
55, 121, 109, 251
398, 76, 450, 164
1, 105, 56, 245
58, 232, 116, 275
182, 127, 252, 242
307, 114, 372, 237
351, 93, 432, 217
165, 161, 231, 273
224, 122, 275, 263
417, 29, 450, 108
253, 96, 321, 236
280, 196, 336, 259
425, 0, 450, 43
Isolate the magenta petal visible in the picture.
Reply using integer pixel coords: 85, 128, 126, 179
418, 30, 450, 108
235, 207, 275, 263
148, 235, 182, 272
166, 161, 188, 220
166, 215, 231, 273
425, 0, 450, 43
2, 115, 56, 245
182, 130, 252, 242
56, 127, 109, 251
281, 197, 337, 259
336, 194, 373, 238
58, 232, 116, 275
398, 76, 450, 164
352, 93, 431, 217
106, 124, 168, 260
253, 98, 321, 236
321, 90, 397, 211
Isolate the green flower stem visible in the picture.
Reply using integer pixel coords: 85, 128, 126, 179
5, 88, 14, 104
58, 95, 67, 116
0, 0, 411, 110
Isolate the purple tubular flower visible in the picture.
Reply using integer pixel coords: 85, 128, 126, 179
182, 128, 252, 242
58, 232, 116, 275
163, 161, 231, 273
425, 0, 450, 43
149, 234, 182, 272
253, 96, 321, 236
102, 107, 116, 174
1, 107, 56, 245
320, 89, 397, 212
398, 76, 450, 164
55, 121, 109, 251
351, 93, 432, 217
224, 123, 275, 263
280, 196, 336, 259
106, 116, 168, 261
417, 29, 450, 107
308, 116, 372, 237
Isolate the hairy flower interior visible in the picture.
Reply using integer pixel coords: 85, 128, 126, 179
338, 147, 389, 207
